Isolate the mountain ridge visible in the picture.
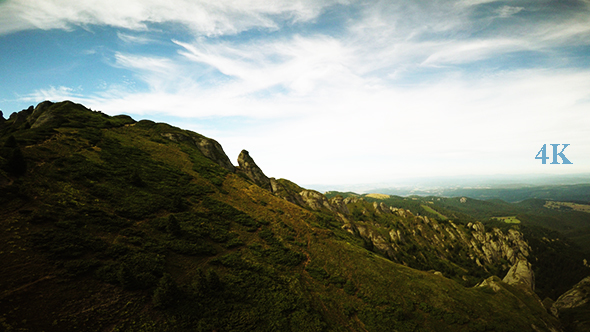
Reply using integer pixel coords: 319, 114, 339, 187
1, 100, 585, 331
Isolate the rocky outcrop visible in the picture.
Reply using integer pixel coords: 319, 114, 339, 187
29, 101, 56, 128
550, 276, 590, 331
270, 187, 533, 280
237, 150, 271, 191
192, 136, 235, 172
4, 102, 55, 129
467, 222, 530, 265
299, 190, 333, 211
503, 259, 535, 291
329, 196, 350, 215
477, 276, 503, 292
158, 131, 235, 173
551, 276, 590, 316
8, 106, 34, 128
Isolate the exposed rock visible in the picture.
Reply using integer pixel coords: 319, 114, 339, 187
299, 190, 333, 211
551, 276, 590, 316
157, 132, 235, 173
161, 132, 191, 143
503, 259, 535, 291
8, 106, 34, 127
355, 224, 395, 258
373, 202, 391, 215
29, 102, 63, 128
192, 136, 235, 172
329, 196, 350, 215
269, 177, 280, 193
550, 276, 590, 331
30, 112, 58, 129
477, 276, 503, 293
237, 150, 271, 190
29, 101, 55, 128
342, 222, 356, 235
389, 229, 405, 243
268, 178, 309, 206
343, 197, 359, 204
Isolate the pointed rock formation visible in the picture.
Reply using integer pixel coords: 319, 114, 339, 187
503, 258, 535, 291
237, 150, 271, 191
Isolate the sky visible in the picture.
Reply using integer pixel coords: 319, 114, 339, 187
1, 0, 589, 188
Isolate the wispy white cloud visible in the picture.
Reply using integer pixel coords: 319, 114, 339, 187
495, 5, 524, 18
117, 32, 155, 44
420, 38, 529, 66
0, 0, 349, 36
173, 35, 358, 98
31, 64, 590, 183
6, 0, 590, 184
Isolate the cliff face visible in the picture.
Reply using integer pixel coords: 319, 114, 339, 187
278, 188, 530, 282
550, 276, 590, 331
192, 136, 235, 172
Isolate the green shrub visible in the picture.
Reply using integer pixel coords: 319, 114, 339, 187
153, 273, 179, 308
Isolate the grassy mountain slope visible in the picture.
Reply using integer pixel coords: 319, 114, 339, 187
0, 101, 564, 331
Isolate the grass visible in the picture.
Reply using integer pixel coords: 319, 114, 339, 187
492, 216, 521, 224
544, 200, 590, 213
421, 204, 448, 220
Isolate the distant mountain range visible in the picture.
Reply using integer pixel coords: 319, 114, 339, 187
367, 183, 590, 203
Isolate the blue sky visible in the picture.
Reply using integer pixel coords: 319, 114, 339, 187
1, 0, 589, 187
